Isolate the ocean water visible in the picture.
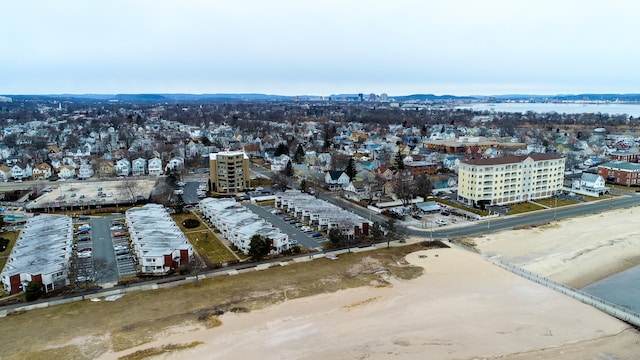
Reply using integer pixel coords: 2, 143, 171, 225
582, 265, 640, 313
454, 102, 640, 117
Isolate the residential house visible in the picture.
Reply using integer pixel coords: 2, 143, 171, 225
97, 159, 115, 177
49, 158, 61, 170
373, 166, 394, 181
132, 158, 147, 176
0, 166, 11, 181
573, 173, 608, 194
32, 163, 52, 180
148, 157, 163, 176
58, 165, 76, 179
343, 180, 372, 201
165, 157, 184, 172
11, 163, 31, 180
325, 170, 350, 191
115, 159, 131, 177
270, 154, 291, 172
77, 164, 94, 179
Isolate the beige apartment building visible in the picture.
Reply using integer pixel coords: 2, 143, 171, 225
209, 150, 250, 193
457, 154, 565, 207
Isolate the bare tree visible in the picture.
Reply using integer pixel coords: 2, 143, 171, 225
118, 179, 144, 204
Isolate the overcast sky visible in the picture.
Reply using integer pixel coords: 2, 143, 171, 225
2, 0, 638, 96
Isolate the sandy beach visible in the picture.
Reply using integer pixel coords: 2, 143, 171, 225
475, 207, 640, 288
101, 206, 640, 360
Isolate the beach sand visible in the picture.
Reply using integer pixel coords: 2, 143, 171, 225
101, 211, 640, 360
475, 208, 640, 288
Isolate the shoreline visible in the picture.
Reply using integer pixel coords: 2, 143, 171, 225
101, 247, 640, 360
475, 208, 640, 290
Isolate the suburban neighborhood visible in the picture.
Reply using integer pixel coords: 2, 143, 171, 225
0, 95, 637, 304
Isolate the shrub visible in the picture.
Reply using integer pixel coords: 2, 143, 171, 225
182, 218, 200, 229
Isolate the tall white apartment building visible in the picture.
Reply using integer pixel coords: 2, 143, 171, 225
457, 154, 565, 207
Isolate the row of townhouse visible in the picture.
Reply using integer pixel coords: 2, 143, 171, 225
457, 154, 566, 207
0, 156, 179, 181
1, 215, 73, 294
199, 198, 290, 254
125, 204, 193, 275
275, 191, 371, 239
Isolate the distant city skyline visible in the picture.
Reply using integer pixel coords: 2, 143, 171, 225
2, 1, 639, 96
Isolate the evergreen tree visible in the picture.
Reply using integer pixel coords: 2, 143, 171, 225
345, 157, 356, 180
395, 151, 405, 170
25, 281, 43, 302
248, 234, 271, 261
173, 194, 185, 214
294, 144, 305, 163
282, 160, 294, 177
274, 143, 289, 157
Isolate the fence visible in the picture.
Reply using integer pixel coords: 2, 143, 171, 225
494, 259, 640, 327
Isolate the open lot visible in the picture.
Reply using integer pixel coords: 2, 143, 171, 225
28, 179, 157, 210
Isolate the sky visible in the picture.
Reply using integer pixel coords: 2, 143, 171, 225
2, 0, 639, 96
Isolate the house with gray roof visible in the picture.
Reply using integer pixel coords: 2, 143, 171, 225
1, 215, 73, 294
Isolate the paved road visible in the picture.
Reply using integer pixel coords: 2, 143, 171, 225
243, 203, 325, 250
89, 214, 123, 284
411, 192, 640, 239
182, 181, 202, 204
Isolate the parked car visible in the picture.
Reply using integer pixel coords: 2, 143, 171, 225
311, 232, 322, 237
78, 215, 90, 220
77, 235, 91, 242
78, 247, 92, 252
77, 251, 92, 259
113, 232, 126, 237
435, 219, 447, 226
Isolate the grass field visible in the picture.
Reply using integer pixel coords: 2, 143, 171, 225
172, 212, 238, 266
0, 243, 441, 359
507, 202, 546, 214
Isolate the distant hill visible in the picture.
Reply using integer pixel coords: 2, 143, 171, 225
4, 93, 640, 103
391, 94, 476, 101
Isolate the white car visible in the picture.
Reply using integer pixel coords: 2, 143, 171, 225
77, 251, 92, 259
435, 219, 447, 226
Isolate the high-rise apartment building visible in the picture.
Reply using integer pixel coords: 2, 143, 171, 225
209, 150, 250, 193
457, 154, 565, 207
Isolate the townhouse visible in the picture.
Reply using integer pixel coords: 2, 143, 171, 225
275, 191, 370, 239
199, 198, 290, 254
1, 215, 73, 294
125, 204, 193, 275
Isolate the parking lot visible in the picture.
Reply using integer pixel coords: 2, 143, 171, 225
28, 178, 157, 210
242, 203, 327, 250
110, 218, 136, 277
